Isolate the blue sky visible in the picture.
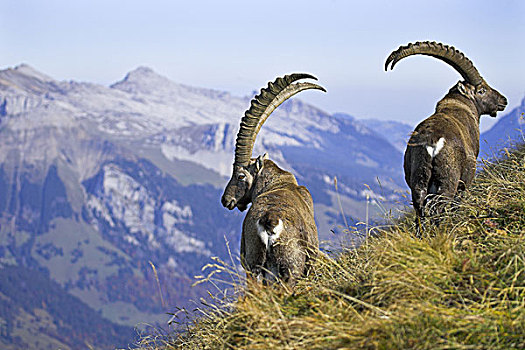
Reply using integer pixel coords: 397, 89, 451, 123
1, 0, 524, 129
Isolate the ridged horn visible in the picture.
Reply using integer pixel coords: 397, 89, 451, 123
385, 41, 483, 85
234, 73, 326, 167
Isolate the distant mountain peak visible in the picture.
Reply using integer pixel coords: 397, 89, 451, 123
110, 66, 233, 103
12, 63, 54, 82
131, 66, 155, 74
124, 66, 159, 79
110, 66, 176, 94
114, 66, 168, 85
0, 63, 57, 95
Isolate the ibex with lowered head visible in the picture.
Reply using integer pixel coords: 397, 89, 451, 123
385, 41, 507, 222
221, 73, 325, 286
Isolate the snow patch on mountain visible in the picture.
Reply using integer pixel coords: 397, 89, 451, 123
162, 200, 192, 226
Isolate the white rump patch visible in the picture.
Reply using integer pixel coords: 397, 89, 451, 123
426, 137, 446, 159
256, 219, 284, 249
257, 222, 269, 249
270, 219, 283, 245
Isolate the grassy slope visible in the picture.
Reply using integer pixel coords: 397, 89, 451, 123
137, 144, 525, 350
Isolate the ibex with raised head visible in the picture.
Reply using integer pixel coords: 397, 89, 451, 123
221, 73, 325, 286
385, 41, 507, 222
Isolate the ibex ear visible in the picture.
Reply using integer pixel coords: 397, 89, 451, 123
255, 155, 266, 173
457, 82, 469, 97
262, 153, 269, 160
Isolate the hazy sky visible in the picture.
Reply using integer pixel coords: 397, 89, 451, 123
1, 0, 524, 130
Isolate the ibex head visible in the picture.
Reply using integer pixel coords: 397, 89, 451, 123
454, 80, 507, 118
221, 73, 325, 211
221, 154, 267, 211
385, 41, 507, 117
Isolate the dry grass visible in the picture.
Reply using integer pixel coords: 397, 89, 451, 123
135, 144, 525, 350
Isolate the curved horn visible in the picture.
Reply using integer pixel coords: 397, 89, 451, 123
385, 41, 483, 85
234, 73, 326, 167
